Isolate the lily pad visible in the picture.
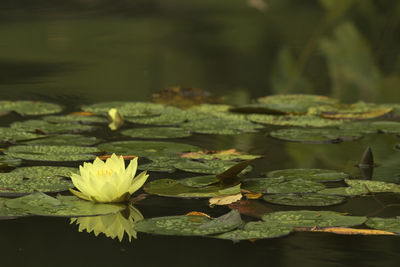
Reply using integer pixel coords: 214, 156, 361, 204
0, 100, 63, 115
121, 127, 191, 139
174, 159, 252, 175
215, 220, 293, 241
98, 141, 200, 159
143, 179, 241, 198
135, 210, 242, 236
0, 155, 22, 168
180, 149, 261, 161
345, 179, 400, 193
81, 101, 165, 117
10, 120, 97, 134
125, 107, 188, 126
262, 194, 345, 206
269, 128, 363, 143
0, 198, 29, 219
0, 127, 43, 143
43, 114, 107, 124
4, 145, 100, 161
178, 175, 219, 187
138, 157, 182, 173
242, 178, 325, 194
266, 168, 349, 182
22, 134, 101, 146
4, 192, 124, 217
262, 210, 367, 228
247, 114, 344, 127
365, 217, 400, 234
339, 121, 400, 134
318, 186, 369, 196
0, 166, 76, 196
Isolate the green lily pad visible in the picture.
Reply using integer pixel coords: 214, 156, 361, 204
256, 94, 338, 114
4, 145, 100, 161
10, 120, 97, 134
179, 149, 261, 161
98, 141, 200, 159
43, 115, 107, 124
22, 134, 101, 146
269, 128, 363, 143
0, 100, 63, 115
138, 157, 182, 173
143, 179, 241, 198
0, 155, 22, 168
0, 166, 76, 196
4, 192, 125, 217
339, 121, 400, 134
262, 210, 367, 228
247, 114, 344, 127
135, 210, 242, 236
81, 101, 165, 117
174, 159, 252, 175
345, 179, 400, 193
125, 107, 188, 126
178, 175, 219, 187
0, 198, 29, 219
0, 127, 43, 142
317, 186, 369, 196
262, 194, 345, 206
242, 178, 325, 194
230, 103, 289, 115
121, 127, 191, 139
215, 221, 293, 241
182, 116, 263, 135
266, 168, 349, 182
365, 217, 400, 234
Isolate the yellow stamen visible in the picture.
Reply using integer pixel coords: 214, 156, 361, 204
97, 169, 114, 176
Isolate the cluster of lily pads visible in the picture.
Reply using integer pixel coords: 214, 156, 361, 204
0, 96, 400, 241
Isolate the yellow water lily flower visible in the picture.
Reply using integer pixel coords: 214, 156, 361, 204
70, 153, 148, 203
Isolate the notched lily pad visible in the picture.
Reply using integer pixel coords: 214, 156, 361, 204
345, 179, 400, 193
4, 192, 124, 217
263, 194, 345, 206
266, 168, 349, 182
143, 179, 241, 198
174, 159, 252, 175
0, 155, 22, 168
318, 186, 369, 196
178, 175, 219, 187
43, 114, 107, 124
22, 134, 101, 146
366, 217, 400, 234
247, 114, 344, 128
269, 128, 362, 143
81, 101, 165, 117
262, 210, 367, 228
11, 120, 97, 134
4, 145, 100, 161
242, 178, 325, 194
135, 210, 242, 236
0, 127, 43, 143
339, 121, 400, 134
0, 100, 63, 115
121, 127, 191, 139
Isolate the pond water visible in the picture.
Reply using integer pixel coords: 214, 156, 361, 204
1, 1, 400, 266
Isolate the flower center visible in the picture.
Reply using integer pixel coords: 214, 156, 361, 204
97, 168, 114, 176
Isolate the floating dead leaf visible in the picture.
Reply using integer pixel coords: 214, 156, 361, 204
69, 111, 96, 116
185, 211, 211, 218
295, 227, 397, 236
241, 189, 262, 199
152, 86, 217, 108
228, 199, 273, 219
180, 149, 261, 161
216, 159, 255, 184
209, 193, 242, 207
98, 154, 137, 160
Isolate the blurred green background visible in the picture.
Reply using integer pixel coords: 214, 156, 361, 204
0, 0, 399, 103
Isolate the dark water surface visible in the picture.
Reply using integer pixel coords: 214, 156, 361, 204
1, 1, 400, 266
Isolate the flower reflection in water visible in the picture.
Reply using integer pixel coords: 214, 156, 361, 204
71, 205, 143, 242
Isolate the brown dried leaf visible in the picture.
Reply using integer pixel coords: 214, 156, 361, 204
209, 193, 242, 206
295, 227, 397, 235
69, 111, 96, 116
228, 199, 273, 219
185, 211, 211, 218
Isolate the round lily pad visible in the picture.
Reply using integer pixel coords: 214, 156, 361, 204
135, 210, 242, 236
81, 101, 165, 117
269, 128, 363, 143
121, 127, 191, 139
256, 94, 338, 114
266, 168, 349, 182
180, 149, 261, 161
317, 186, 369, 196
0, 166, 77, 196
0, 155, 22, 168
174, 159, 252, 175
125, 107, 188, 126
10, 120, 97, 134
339, 121, 400, 134
215, 221, 293, 241
242, 178, 325, 194
43, 115, 107, 124
0, 100, 63, 115
98, 141, 200, 159
344, 179, 400, 193
0, 127, 43, 143
178, 175, 219, 187
262, 210, 367, 228
365, 217, 400, 234
143, 179, 241, 198
262, 194, 345, 206
4, 145, 100, 161
4, 192, 125, 217
138, 157, 182, 173
0, 198, 29, 219
22, 134, 102, 146
247, 114, 344, 127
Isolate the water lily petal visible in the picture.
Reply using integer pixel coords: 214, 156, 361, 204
128, 170, 149, 194
125, 158, 138, 180
69, 188, 91, 201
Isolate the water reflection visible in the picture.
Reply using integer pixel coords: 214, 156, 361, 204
71, 204, 143, 242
